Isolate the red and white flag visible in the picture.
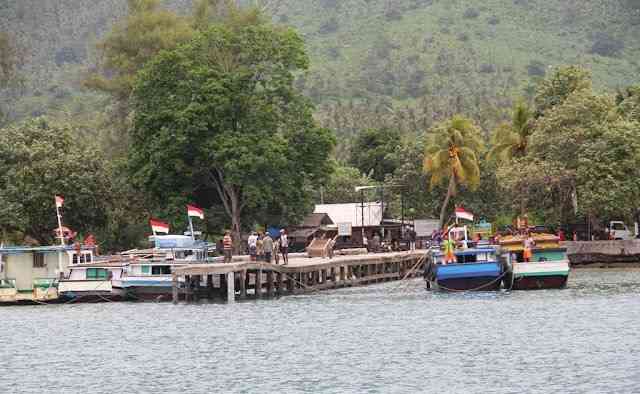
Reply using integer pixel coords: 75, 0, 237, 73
55, 195, 64, 208
149, 219, 170, 234
455, 206, 474, 221
187, 204, 204, 220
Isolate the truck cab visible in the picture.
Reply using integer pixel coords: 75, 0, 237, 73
607, 221, 635, 240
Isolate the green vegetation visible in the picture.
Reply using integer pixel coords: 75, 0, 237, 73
130, 22, 334, 251
0, 1, 639, 248
423, 116, 484, 227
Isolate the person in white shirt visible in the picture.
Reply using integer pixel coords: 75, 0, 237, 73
248, 232, 258, 261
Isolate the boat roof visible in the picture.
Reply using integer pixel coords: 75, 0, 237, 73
0, 245, 95, 254
70, 261, 127, 268
432, 247, 497, 256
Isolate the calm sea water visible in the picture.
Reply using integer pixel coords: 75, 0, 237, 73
2, 269, 640, 394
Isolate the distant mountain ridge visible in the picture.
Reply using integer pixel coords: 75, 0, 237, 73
1, 0, 640, 122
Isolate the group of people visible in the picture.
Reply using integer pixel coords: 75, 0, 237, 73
221, 229, 289, 265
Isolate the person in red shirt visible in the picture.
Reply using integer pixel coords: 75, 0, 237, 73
557, 229, 565, 241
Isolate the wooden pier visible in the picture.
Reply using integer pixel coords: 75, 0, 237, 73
171, 251, 425, 303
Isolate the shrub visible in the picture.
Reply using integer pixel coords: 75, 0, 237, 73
463, 8, 480, 19
319, 17, 339, 34
527, 60, 546, 77
479, 63, 496, 73
487, 15, 500, 25
590, 32, 624, 57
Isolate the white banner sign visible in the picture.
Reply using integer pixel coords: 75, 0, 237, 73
414, 219, 440, 237
337, 222, 352, 236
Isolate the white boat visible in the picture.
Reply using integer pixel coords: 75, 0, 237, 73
58, 258, 127, 302
112, 235, 216, 301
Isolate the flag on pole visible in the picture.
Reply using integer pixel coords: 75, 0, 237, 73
55, 195, 64, 208
455, 206, 474, 221
149, 219, 170, 234
187, 204, 204, 220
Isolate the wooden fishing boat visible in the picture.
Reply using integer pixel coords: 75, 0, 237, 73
500, 233, 570, 290
425, 246, 504, 291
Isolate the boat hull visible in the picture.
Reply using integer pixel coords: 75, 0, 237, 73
427, 261, 503, 291
510, 261, 570, 290
113, 277, 175, 302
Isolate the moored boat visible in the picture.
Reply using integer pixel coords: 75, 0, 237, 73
112, 235, 216, 301
425, 245, 504, 291
58, 258, 127, 302
0, 244, 96, 304
500, 233, 570, 290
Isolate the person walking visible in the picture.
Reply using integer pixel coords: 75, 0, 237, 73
279, 229, 289, 265
263, 232, 273, 264
223, 231, 233, 263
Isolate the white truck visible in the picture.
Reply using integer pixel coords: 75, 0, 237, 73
606, 221, 636, 240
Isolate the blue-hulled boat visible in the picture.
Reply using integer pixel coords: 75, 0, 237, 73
424, 246, 504, 291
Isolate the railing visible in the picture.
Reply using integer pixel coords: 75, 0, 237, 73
0, 278, 16, 288
33, 278, 56, 289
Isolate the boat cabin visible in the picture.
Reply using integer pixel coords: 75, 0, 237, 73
432, 247, 498, 265
0, 245, 95, 303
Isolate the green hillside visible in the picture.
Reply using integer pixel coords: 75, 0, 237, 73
1, 0, 640, 128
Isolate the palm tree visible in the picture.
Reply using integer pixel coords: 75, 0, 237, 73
488, 102, 533, 162
423, 115, 484, 227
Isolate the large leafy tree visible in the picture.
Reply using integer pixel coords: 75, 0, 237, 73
321, 165, 374, 204
533, 65, 592, 117
130, 24, 335, 250
349, 127, 402, 182
0, 118, 112, 245
423, 115, 484, 227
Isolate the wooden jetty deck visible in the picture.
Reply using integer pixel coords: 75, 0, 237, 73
171, 250, 426, 303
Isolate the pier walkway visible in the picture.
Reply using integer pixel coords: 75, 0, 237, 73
172, 250, 426, 303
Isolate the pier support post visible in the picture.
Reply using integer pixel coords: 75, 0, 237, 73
277, 272, 284, 296
206, 275, 214, 300
255, 269, 263, 298
226, 272, 235, 303
239, 270, 247, 300
267, 270, 274, 297
172, 275, 179, 304
339, 266, 345, 287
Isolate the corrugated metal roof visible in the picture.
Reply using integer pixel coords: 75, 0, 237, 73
314, 202, 383, 227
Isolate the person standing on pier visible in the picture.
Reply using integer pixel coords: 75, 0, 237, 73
223, 231, 233, 263
273, 236, 281, 264
279, 229, 289, 265
263, 232, 273, 264
248, 232, 258, 261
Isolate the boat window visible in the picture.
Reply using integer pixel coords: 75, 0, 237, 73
141, 265, 151, 275
72, 253, 79, 264
152, 265, 171, 275
33, 252, 45, 268
84, 253, 92, 263
457, 254, 477, 264
87, 268, 108, 280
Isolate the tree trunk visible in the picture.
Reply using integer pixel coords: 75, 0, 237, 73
229, 189, 242, 255
439, 174, 456, 229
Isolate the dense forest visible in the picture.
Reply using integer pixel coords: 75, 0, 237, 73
1, 0, 639, 251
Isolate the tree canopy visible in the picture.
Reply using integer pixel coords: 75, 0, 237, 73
423, 115, 484, 226
129, 24, 335, 249
0, 118, 112, 244
349, 127, 402, 182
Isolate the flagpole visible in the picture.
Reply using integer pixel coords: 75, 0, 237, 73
56, 205, 65, 247
188, 214, 195, 241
